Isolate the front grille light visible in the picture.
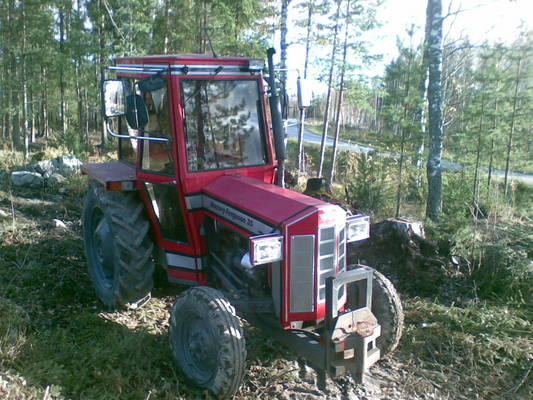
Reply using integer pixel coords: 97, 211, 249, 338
346, 215, 370, 243
250, 234, 283, 266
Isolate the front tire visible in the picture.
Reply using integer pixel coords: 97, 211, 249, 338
169, 287, 246, 399
82, 182, 154, 308
371, 270, 404, 358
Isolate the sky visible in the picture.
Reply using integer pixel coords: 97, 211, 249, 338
283, 0, 532, 93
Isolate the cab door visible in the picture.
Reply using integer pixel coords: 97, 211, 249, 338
133, 75, 205, 285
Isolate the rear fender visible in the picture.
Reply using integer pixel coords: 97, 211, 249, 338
81, 161, 137, 191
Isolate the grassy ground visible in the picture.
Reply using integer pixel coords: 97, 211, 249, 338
0, 174, 292, 400
1, 148, 532, 399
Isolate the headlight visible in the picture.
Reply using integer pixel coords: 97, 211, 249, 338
250, 234, 283, 265
346, 215, 370, 242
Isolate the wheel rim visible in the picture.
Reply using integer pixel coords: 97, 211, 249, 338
88, 207, 114, 290
179, 316, 217, 384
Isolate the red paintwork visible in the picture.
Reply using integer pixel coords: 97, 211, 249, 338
203, 174, 325, 227
115, 54, 252, 66
84, 54, 348, 327
167, 268, 208, 285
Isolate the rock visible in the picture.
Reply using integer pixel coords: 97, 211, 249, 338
349, 218, 452, 296
11, 171, 44, 187
46, 173, 67, 186
12, 156, 82, 188
372, 218, 425, 240
52, 219, 67, 229
34, 159, 55, 175
0, 209, 9, 219
51, 156, 82, 175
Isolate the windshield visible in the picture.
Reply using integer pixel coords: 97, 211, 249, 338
182, 79, 267, 172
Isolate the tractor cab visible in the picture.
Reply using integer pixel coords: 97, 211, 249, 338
81, 50, 403, 399
86, 55, 278, 284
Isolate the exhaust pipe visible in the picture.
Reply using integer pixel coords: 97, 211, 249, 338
266, 48, 285, 188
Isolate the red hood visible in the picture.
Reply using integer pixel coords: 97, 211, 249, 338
203, 174, 326, 227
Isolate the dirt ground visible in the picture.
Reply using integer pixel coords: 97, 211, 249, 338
1, 177, 531, 400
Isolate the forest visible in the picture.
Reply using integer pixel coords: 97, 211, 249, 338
0, 0, 532, 399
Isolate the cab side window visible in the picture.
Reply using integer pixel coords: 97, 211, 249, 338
140, 86, 174, 175
117, 77, 174, 175
117, 115, 138, 163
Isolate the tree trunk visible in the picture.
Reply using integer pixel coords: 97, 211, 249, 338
503, 57, 521, 199
41, 66, 49, 139
59, 8, 66, 138
487, 90, 499, 192
472, 89, 485, 215
98, 0, 107, 145
10, 47, 20, 149
29, 86, 35, 144
328, 0, 351, 186
76, 60, 83, 147
395, 45, 414, 218
279, 0, 291, 90
297, 2, 314, 174
85, 87, 90, 152
21, 0, 31, 157
317, 0, 342, 178
163, 0, 170, 53
412, 19, 430, 171
485, 138, 494, 191
425, 0, 444, 222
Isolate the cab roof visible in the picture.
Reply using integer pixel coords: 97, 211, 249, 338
115, 54, 252, 66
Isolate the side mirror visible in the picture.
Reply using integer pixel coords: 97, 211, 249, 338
297, 78, 312, 109
102, 80, 126, 117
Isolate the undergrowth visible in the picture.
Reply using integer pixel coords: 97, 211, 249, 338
0, 150, 290, 399
400, 298, 532, 400
1, 147, 531, 399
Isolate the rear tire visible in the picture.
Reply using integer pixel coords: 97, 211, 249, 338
169, 287, 246, 399
82, 182, 154, 308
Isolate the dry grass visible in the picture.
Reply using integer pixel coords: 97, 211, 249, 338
399, 298, 532, 400
1, 149, 531, 399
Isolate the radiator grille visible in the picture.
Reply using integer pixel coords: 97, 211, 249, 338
317, 226, 346, 301
338, 226, 346, 299
290, 235, 315, 313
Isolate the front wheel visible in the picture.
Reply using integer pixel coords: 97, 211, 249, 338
169, 287, 246, 399
371, 269, 404, 358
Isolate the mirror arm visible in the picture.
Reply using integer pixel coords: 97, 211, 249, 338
105, 121, 169, 142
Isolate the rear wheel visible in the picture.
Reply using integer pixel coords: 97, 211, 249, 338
169, 287, 246, 399
82, 182, 154, 308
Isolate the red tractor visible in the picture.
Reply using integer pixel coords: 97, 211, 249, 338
81, 49, 403, 399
